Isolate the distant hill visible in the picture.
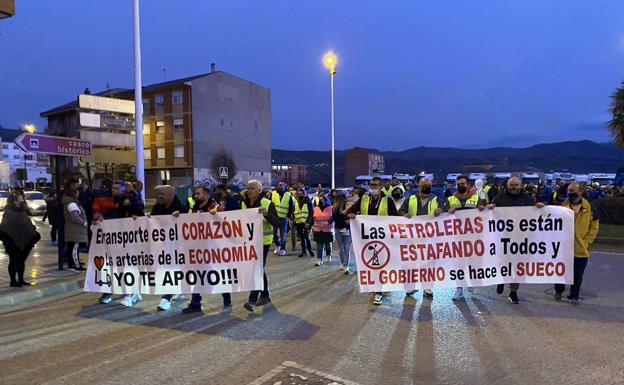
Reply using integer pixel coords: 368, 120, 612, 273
272, 140, 624, 185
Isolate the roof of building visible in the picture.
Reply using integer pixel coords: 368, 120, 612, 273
40, 69, 257, 118
40, 88, 130, 117
0, 128, 22, 142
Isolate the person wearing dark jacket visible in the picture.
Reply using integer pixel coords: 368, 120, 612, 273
151, 185, 189, 311
99, 181, 147, 306
490, 176, 545, 304
116, 182, 144, 218
183, 186, 233, 314
0, 191, 41, 287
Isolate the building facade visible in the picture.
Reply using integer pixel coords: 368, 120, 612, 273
0, 128, 51, 188
344, 147, 385, 186
271, 163, 308, 186
41, 65, 272, 196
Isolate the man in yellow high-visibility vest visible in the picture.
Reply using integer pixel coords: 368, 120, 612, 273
242, 179, 281, 312
293, 186, 314, 257
445, 175, 484, 301
347, 176, 398, 305
271, 181, 294, 256
398, 178, 443, 299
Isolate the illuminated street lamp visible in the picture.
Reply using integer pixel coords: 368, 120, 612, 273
23, 124, 36, 133
323, 52, 337, 189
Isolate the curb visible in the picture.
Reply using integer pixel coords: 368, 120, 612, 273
0, 277, 84, 310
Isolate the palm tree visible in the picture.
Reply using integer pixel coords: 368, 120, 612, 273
607, 81, 624, 147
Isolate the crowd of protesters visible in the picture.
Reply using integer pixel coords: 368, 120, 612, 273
3, 171, 617, 312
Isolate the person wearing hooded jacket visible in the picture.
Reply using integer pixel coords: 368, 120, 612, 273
63, 179, 88, 271
0, 190, 41, 287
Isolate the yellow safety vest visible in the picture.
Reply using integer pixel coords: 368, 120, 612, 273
294, 200, 309, 224
272, 191, 292, 218
407, 195, 439, 216
360, 194, 389, 216
476, 188, 490, 205
188, 196, 195, 208
447, 194, 479, 209
242, 198, 273, 245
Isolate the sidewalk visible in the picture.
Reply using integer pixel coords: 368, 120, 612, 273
0, 215, 85, 308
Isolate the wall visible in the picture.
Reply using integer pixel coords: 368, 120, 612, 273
190, 72, 271, 178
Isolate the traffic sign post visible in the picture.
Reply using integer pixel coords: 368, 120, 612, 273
14, 133, 92, 157
14, 133, 93, 270
219, 166, 229, 180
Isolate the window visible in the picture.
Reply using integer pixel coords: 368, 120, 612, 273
24, 154, 34, 160
156, 121, 165, 133
143, 148, 151, 160
143, 123, 150, 135
173, 118, 184, 132
142, 98, 150, 112
2, 155, 7, 159
13, 155, 20, 159
157, 147, 165, 159
172, 91, 183, 105
155, 94, 164, 106
2, 144, 7, 149
174, 145, 184, 158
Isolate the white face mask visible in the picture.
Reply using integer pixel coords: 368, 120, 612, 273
369, 188, 379, 196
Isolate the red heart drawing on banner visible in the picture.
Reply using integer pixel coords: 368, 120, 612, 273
94, 256, 105, 270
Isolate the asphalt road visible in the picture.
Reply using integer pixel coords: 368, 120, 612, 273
1, 251, 623, 385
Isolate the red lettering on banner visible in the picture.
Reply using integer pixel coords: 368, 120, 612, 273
379, 268, 445, 284
516, 262, 565, 277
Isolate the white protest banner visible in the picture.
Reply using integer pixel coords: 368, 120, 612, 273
350, 206, 574, 293
84, 209, 264, 295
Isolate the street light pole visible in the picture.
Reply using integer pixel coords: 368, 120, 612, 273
133, 0, 145, 186
324, 52, 337, 189
330, 71, 336, 189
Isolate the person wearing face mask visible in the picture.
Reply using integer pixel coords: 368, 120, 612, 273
553, 182, 599, 305
271, 181, 294, 256
399, 178, 443, 299
183, 186, 233, 313
390, 186, 406, 213
489, 176, 545, 304
347, 176, 398, 305
445, 175, 483, 300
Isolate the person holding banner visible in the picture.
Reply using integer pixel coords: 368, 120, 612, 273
312, 191, 334, 267
347, 176, 398, 305
445, 175, 481, 301
399, 177, 443, 299
490, 176, 545, 304
271, 181, 294, 256
152, 185, 190, 311
97, 181, 146, 306
242, 179, 281, 312
553, 182, 599, 305
183, 186, 234, 313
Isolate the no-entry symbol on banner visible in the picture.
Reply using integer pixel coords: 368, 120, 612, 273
361, 241, 390, 270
